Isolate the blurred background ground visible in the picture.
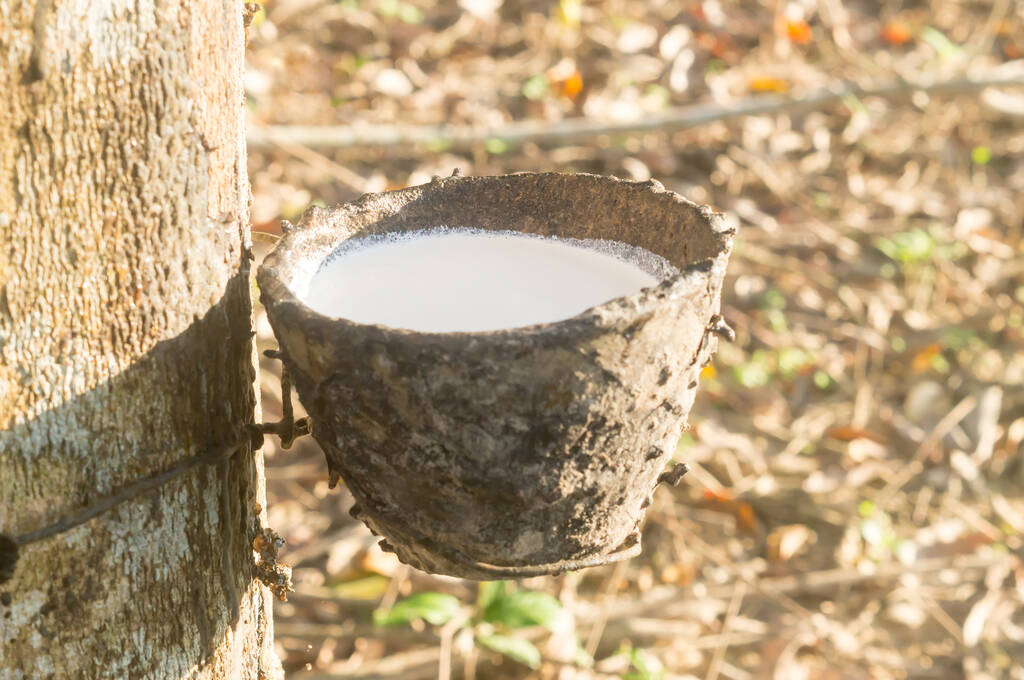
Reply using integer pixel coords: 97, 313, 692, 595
245, 1, 1024, 678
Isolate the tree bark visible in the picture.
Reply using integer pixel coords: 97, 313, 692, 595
0, 2, 277, 678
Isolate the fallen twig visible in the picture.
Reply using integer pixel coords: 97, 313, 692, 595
573, 550, 1014, 625
706, 582, 747, 680
274, 621, 437, 646
247, 65, 1024, 152
292, 646, 442, 680
875, 393, 979, 506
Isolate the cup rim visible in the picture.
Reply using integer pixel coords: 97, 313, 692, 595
257, 171, 734, 341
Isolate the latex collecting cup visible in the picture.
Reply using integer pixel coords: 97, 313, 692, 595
257, 172, 735, 579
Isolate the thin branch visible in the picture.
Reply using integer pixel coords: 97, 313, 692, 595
573, 551, 1012, 625
247, 65, 1024, 152
706, 582, 747, 680
875, 393, 979, 507
294, 646, 442, 680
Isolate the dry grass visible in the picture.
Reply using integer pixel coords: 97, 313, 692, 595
248, 1, 1024, 678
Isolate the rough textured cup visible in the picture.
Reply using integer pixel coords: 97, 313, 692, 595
258, 172, 734, 579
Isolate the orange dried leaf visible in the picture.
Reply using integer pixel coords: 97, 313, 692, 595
562, 70, 584, 99
660, 562, 696, 586
695, 31, 732, 59
881, 21, 910, 45
825, 426, 887, 444
749, 77, 790, 93
785, 20, 812, 44
736, 503, 758, 532
702, 488, 733, 502
911, 343, 942, 373
709, 36, 731, 59
976, 226, 1005, 241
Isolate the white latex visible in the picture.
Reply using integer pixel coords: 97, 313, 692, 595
303, 229, 662, 332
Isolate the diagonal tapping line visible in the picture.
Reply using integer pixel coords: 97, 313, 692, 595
0, 353, 310, 586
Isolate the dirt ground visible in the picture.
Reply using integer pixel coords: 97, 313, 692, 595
245, 1, 1024, 678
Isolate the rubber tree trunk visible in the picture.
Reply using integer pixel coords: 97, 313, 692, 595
0, 2, 277, 677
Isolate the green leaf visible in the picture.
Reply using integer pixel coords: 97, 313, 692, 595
733, 353, 771, 388
777, 347, 811, 377
374, 0, 423, 23
705, 58, 726, 74
758, 288, 787, 310
477, 633, 541, 668
572, 638, 594, 668
396, 2, 424, 23
813, 370, 832, 390
373, 592, 461, 627
522, 74, 550, 100
483, 590, 567, 630
330, 574, 390, 601
971, 146, 992, 165
765, 308, 788, 334
874, 229, 935, 264
424, 137, 453, 153
921, 26, 960, 60
626, 648, 664, 680
644, 84, 670, 109
841, 93, 867, 115
484, 137, 510, 154
941, 327, 975, 350
476, 581, 506, 612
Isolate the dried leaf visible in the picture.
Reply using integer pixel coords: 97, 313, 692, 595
963, 590, 1001, 646
785, 20, 812, 44
881, 22, 911, 46
911, 343, 942, 373
887, 600, 927, 628
825, 426, 887, 444
332, 574, 391, 601
736, 503, 758, 532
617, 24, 658, 54
562, 70, 584, 99
695, 32, 733, 59
749, 77, 790, 93
847, 437, 887, 462
359, 544, 401, 576
766, 524, 814, 562
702, 488, 734, 502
